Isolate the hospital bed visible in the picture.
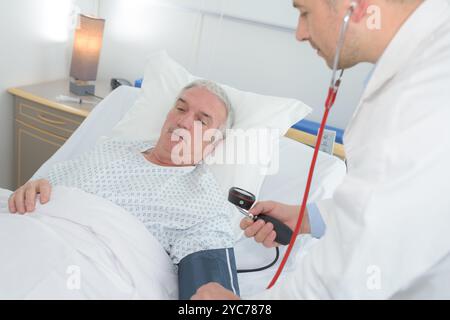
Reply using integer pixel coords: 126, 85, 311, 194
0, 85, 346, 299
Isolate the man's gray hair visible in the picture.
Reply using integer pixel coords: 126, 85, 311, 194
178, 80, 235, 134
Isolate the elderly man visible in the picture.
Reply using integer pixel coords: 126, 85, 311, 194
8, 80, 240, 300
193, 0, 450, 299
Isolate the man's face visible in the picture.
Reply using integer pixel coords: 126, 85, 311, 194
294, 0, 359, 69
158, 86, 228, 165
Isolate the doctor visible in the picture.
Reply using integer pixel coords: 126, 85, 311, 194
192, 0, 450, 299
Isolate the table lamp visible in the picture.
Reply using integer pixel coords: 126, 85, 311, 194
69, 14, 105, 96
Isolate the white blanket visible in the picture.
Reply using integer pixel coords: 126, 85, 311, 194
0, 187, 177, 300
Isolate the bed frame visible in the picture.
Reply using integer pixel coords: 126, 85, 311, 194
285, 128, 346, 160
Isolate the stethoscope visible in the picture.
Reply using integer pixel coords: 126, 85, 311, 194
229, 2, 358, 288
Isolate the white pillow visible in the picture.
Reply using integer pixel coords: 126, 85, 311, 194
108, 50, 312, 199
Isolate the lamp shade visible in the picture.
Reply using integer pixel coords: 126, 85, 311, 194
70, 14, 105, 81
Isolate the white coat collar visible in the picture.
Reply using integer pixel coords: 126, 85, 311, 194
346, 0, 450, 135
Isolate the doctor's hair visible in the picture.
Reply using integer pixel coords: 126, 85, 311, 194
177, 80, 235, 136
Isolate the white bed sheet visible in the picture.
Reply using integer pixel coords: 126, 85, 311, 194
26, 86, 347, 298
0, 186, 177, 299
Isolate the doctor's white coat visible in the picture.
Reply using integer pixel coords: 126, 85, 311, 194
249, 0, 450, 299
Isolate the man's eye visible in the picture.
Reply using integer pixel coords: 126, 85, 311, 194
301, 12, 308, 18
176, 107, 185, 112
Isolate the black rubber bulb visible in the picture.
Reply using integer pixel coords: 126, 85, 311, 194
228, 187, 293, 245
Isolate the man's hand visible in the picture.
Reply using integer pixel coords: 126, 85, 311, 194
240, 201, 309, 248
191, 283, 240, 300
8, 179, 52, 214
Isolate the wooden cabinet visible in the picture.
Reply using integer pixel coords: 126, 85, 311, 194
15, 119, 66, 187
8, 80, 110, 188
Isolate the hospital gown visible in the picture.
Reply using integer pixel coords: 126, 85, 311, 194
41, 139, 235, 265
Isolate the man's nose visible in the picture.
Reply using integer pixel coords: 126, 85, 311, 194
177, 113, 195, 130
295, 16, 310, 42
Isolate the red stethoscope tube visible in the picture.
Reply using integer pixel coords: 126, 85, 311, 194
267, 84, 342, 288
266, 3, 356, 290
267, 82, 341, 289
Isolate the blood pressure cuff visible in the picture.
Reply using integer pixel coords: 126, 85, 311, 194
177, 248, 240, 300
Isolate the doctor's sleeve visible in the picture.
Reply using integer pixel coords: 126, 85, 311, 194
306, 203, 326, 239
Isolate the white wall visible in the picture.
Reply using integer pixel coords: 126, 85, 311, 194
96, 0, 373, 128
0, 0, 372, 189
0, 0, 98, 189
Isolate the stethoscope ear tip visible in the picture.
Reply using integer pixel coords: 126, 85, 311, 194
350, 1, 358, 10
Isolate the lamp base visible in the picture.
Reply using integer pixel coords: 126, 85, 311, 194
70, 79, 95, 96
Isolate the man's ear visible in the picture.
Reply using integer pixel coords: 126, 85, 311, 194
350, 0, 370, 23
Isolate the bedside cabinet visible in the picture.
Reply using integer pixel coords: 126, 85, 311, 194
8, 80, 111, 188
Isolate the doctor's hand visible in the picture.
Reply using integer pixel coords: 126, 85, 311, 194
240, 201, 310, 248
191, 283, 240, 300
8, 179, 52, 214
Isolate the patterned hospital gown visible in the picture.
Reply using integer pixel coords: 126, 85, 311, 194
42, 139, 234, 264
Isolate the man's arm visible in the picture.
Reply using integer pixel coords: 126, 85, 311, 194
179, 248, 240, 300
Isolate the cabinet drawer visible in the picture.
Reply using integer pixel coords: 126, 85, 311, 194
15, 98, 84, 139
15, 120, 66, 187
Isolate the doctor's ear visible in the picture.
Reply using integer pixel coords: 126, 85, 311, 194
349, 0, 370, 23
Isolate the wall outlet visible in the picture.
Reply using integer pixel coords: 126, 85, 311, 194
319, 129, 337, 155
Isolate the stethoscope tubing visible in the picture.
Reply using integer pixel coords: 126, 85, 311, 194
267, 3, 357, 289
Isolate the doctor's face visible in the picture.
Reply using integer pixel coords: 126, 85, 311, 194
293, 0, 359, 69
